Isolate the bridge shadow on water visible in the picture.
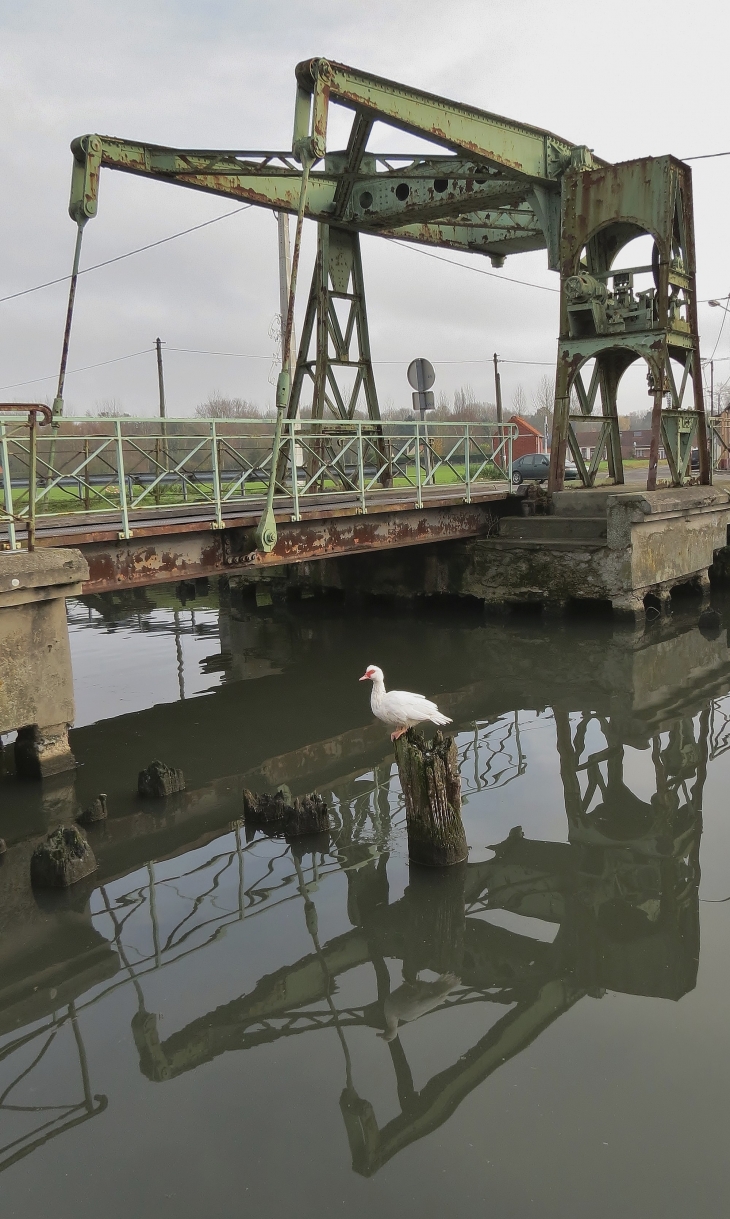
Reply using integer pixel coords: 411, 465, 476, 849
0, 583, 729, 1203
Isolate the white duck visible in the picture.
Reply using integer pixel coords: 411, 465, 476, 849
360, 664, 452, 740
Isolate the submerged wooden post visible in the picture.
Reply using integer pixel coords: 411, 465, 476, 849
401, 864, 466, 976
394, 729, 467, 867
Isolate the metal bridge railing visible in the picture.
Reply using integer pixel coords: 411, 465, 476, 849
0, 415, 514, 544
0, 404, 52, 550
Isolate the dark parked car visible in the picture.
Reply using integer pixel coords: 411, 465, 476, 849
511, 452, 578, 484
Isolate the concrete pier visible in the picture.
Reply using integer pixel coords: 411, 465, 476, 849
466, 486, 730, 617
0, 548, 88, 778
263, 486, 730, 619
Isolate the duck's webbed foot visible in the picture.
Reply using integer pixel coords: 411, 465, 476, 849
391, 726, 408, 740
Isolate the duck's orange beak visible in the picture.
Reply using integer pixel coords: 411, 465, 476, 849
359, 671, 370, 681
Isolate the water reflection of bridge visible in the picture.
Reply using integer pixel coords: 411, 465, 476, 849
124, 700, 704, 1176
1, 612, 728, 1175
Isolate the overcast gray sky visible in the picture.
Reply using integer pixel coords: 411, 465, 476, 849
1, 0, 729, 418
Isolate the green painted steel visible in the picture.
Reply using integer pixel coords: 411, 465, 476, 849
288, 226, 381, 423
68, 58, 590, 264
0, 414, 516, 546
61, 57, 709, 512
548, 156, 709, 491
297, 58, 589, 180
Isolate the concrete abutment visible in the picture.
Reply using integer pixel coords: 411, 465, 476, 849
0, 549, 88, 779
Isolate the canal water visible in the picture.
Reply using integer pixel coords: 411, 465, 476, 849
1, 580, 730, 1218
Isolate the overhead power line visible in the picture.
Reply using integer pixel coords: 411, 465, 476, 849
0, 205, 252, 305
391, 239, 560, 293
168, 345, 557, 366
708, 307, 730, 363
4, 339, 729, 397
167, 346, 271, 360
0, 344, 558, 392
0, 348, 154, 392
683, 151, 730, 161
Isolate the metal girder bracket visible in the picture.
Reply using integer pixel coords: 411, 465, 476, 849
660, 411, 700, 484
294, 58, 594, 181
66, 58, 601, 263
67, 135, 557, 261
566, 414, 615, 487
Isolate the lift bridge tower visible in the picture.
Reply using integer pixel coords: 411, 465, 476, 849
550, 154, 708, 491
61, 58, 709, 492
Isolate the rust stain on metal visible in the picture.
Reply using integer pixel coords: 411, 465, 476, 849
75, 500, 503, 592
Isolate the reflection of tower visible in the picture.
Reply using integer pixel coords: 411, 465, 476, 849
549, 155, 709, 490
554, 706, 705, 1000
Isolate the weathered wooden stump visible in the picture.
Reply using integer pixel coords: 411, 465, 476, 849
30, 825, 97, 888
242, 787, 329, 838
77, 792, 108, 826
394, 729, 467, 867
242, 788, 287, 825
285, 794, 330, 837
138, 760, 185, 799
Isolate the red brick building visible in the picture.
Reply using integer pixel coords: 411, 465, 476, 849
571, 427, 666, 461
509, 415, 546, 459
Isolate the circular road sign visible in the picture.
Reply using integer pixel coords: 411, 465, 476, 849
407, 358, 435, 392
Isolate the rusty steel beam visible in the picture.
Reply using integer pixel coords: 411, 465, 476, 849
37, 497, 504, 593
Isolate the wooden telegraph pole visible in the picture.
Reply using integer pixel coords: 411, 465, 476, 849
155, 338, 167, 505
493, 353, 504, 472
155, 338, 166, 419
493, 353, 503, 427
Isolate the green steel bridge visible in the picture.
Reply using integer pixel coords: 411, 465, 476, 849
0, 408, 514, 591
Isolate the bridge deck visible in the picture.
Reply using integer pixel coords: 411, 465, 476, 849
18, 481, 510, 592
27, 480, 509, 547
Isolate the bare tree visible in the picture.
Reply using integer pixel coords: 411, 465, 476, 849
528, 374, 552, 438
511, 383, 528, 415
532, 374, 554, 415
195, 392, 259, 419
453, 384, 477, 412
89, 398, 129, 418
631, 410, 652, 428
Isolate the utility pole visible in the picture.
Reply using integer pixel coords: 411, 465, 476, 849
155, 337, 167, 504
155, 337, 166, 419
493, 352, 503, 426
493, 352, 504, 471
710, 359, 714, 417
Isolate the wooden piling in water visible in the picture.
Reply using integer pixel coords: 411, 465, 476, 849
401, 864, 466, 975
394, 729, 467, 867
242, 787, 329, 838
